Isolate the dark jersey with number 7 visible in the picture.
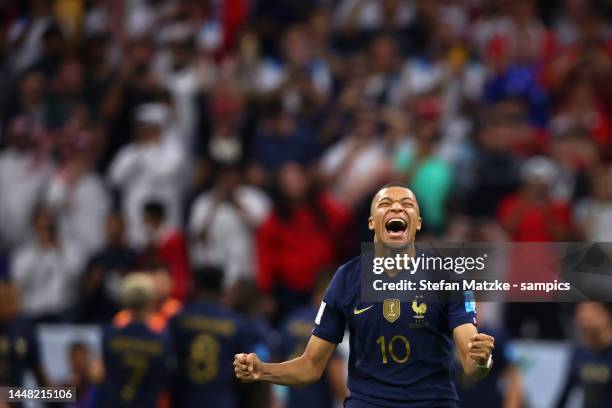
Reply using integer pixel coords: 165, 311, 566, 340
99, 320, 172, 407
312, 254, 476, 408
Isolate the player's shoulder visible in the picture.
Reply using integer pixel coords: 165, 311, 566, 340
335, 254, 363, 280
324, 254, 363, 302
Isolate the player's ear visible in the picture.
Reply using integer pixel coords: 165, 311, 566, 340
368, 216, 374, 230
416, 217, 422, 231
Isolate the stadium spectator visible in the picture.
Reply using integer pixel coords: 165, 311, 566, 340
256, 162, 351, 318
45, 128, 110, 256
108, 103, 186, 247
0, 116, 53, 251
277, 271, 348, 408
0, 280, 48, 388
169, 265, 269, 408
320, 102, 388, 207
498, 156, 572, 242
394, 96, 453, 234
252, 99, 319, 176
549, 78, 611, 155
2, 70, 47, 129
574, 165, 612, 242
99, 36, 160, 164
362, 34, 402, 105
460, 111, 522, 218
153, 22, 206, 151
141, 201, 191, 302
555, 302, 612, 408
79, 212, 137, 323
80, 32, 115, 122
99, 272, 172, 407
254, 24, 331, 99
499, 157, 572, 339
547, 125, 597, 202
10, 206, 84, 322
189, 164, 270, 287
196, 80, 246, 167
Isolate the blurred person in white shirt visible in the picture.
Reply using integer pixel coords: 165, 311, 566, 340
574, 165, 612, 242
108, 103, 186, 247
188, 164, 270, 287
320, 103, 389, 207
0, 115, 53, 251
10, 206, 84, 322
45, 127, 110, 256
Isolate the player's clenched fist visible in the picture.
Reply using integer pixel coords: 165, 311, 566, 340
234, 353, 262, 382
468, 333, 494, 366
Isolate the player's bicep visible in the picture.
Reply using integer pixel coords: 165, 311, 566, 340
302, 335, 337, 375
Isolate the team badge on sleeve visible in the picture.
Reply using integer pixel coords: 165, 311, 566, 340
464, 291, 476, 313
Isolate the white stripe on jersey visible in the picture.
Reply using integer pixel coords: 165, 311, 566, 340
315, 301, 326, 325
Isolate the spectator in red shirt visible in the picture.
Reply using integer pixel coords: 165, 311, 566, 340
497, 156, 573, 338
497, 156, 572, 242
142, 201, 191, 302
256, 162, 352, 320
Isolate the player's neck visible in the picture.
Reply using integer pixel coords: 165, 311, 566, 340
130, 309, 151, 322
374, 242, 416, 258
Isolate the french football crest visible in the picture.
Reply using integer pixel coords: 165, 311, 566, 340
412, 296, 427, 319
383, 299, 401, 323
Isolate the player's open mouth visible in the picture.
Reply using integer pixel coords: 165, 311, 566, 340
385, 218, 407, 238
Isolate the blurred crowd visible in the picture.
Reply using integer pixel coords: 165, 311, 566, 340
0, 0, 611, 406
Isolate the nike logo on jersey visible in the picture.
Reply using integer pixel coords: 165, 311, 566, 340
353, 305, 374, 315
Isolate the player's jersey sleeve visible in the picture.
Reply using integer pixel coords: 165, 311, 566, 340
447, 297, 477, 333
311, 267, 347, 344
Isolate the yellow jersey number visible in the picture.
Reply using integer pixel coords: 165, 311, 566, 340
120, 353, 149, 402
187, 333, 220, 383
376, 335, 411, 364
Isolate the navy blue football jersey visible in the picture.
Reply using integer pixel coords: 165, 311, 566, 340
279, 305, 336, 408
168, 300, 266, 408
555, 344, 612, 408
0, 318, 40, 386
99, 320, 172, 408
312, 254, 476, 408
455, 326, 516, 407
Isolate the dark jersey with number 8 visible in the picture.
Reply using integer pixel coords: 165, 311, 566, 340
168, 300, 262, 408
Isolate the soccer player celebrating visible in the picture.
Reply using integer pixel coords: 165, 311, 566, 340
234, 183, 495, 407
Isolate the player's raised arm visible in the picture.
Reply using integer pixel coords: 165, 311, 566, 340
453, 323, 494, 380
234, 335, 336, 387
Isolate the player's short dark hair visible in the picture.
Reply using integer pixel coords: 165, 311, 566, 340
378, 181, 410, 191
194, 265, 225, 293
142, 201, 165, 223
370, 182, 419, 213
